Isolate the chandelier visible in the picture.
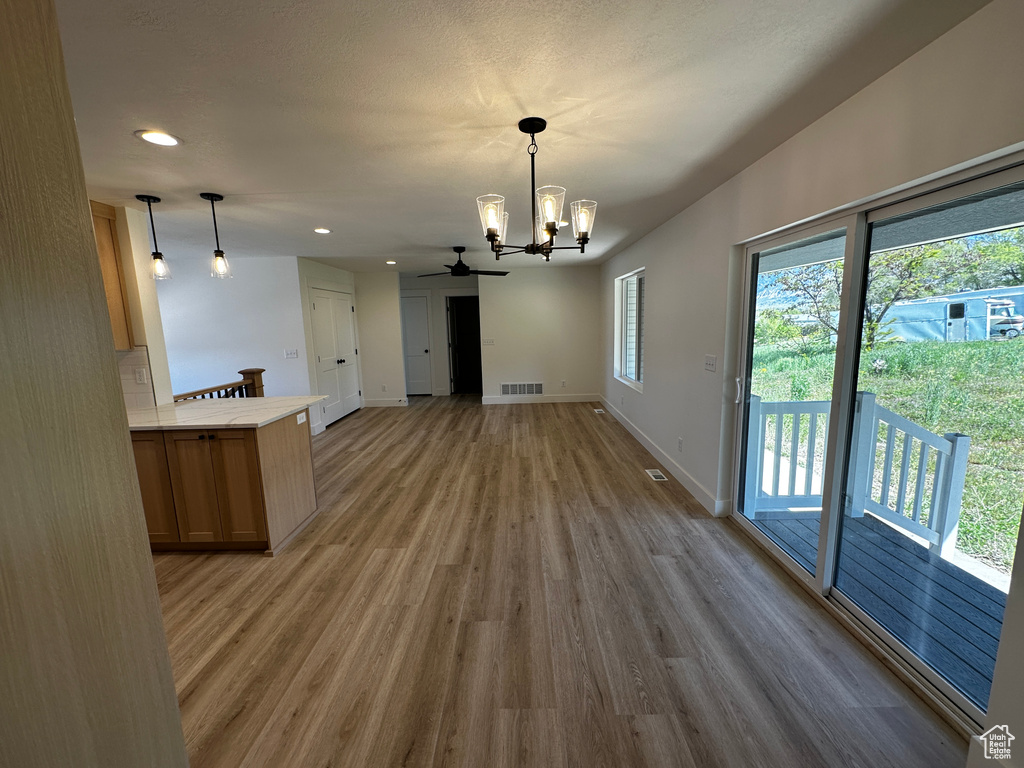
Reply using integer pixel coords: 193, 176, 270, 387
477, 117, 596, 262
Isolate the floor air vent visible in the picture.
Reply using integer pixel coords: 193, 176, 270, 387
501, 382, 543, 396
593, 408, 605, 414
646, 469, 668, 481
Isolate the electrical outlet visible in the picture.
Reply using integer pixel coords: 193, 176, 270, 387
704, 354, 717, 372
134, 367, 148, 385
381, 384, 387, 392
296, 412, 306, 424
284, 348, 299, 359
677, 437, 683, 452
561, 380, 567, 388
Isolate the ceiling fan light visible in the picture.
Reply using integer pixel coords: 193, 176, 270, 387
536, 186, 565, 230
476, 195, 504, 237
211, 250, 232, 278
152, 252, 171, 280
571, 200, 597, 240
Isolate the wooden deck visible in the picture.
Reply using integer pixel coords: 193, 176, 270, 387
759, 514, 1006, 709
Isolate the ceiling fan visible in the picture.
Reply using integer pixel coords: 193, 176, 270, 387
418, 246, 509, 278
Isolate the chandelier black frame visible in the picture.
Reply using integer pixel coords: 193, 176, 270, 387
477, 117, 596, 262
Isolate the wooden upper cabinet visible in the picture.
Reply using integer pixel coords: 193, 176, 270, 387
90, 200, 133, 350
131, 431, 180, 543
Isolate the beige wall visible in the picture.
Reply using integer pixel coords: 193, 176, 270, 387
115, 205, 174, 404
479, 266, 602, 404
0, 0, 187, 763
354, 271, 408, 407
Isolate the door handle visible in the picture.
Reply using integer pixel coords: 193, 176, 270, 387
424, 349, 429, 354
337, 358, 345, 364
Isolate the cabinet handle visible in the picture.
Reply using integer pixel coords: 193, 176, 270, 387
209, 434, 217, 439
198, 434, 206, 440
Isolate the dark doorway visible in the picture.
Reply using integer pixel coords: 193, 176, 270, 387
447, 296, 482, 394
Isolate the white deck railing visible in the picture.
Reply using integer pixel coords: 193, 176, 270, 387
745, 392, 969, 559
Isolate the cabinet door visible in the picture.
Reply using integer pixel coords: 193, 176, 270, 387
210, 429, 267, 542
90, 201, 133, 350
130, 431, 180, 543
164, 431, 223, 542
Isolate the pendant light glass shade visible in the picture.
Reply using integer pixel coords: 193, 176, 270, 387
499, 212, 509, 243
570, 200, 597, 240
211, 250, 231, 278
136, 194, 171, 280
152, 252, 171, 279
536, 185, 565, 230
477, 195, 504, 236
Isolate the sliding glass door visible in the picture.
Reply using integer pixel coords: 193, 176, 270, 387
737, 167, 1024, 720
739, 227, 846, 576
834, 177, 1024, 711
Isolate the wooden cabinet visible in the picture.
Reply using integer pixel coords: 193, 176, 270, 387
131, 431, 180, 543
90, 200, 133, 350
163, 429, 267, 543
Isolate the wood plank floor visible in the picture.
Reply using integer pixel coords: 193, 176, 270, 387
154, 396, 967, 767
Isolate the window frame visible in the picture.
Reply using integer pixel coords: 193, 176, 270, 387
615, 268, 645, 391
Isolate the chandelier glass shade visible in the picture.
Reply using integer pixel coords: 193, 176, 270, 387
477, 118, 596, 262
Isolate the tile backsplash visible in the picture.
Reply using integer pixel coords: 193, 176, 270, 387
117, 346, 155, 409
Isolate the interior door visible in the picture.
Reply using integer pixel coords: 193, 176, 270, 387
401, 295, 432, 395
333, 293, 361, 416
311, 289, 360, 426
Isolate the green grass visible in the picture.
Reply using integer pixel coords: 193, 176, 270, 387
751, 339, 1024, 572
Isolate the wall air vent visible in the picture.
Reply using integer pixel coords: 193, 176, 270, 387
501, 382, 544, 396
645, 469, 668, 481
593, 408, 605, 414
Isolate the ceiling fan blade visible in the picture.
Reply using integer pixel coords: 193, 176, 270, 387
469, 270, 510, 276
443, 264, 457, 269
417, 271, 451, 277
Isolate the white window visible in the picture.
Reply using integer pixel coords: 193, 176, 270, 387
616, 269, 645, 387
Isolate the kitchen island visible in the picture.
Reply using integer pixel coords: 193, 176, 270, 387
128, 396, 325, 556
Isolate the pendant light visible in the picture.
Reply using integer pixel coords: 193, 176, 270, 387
136, 194, 171, 279
200, 192, 232, 278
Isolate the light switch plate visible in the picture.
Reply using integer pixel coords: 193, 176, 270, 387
284, 348, 299, 359
704, 354, 717, 372
482, 338, 495, 345
296, 412, 306, 424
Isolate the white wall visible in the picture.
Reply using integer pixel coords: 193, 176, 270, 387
156, 256, 310, 397
601, 0, 1024, 515
479, 266, 601, 404
354, 272, 408, 407
115, 205, 174, 404
399, 273, 478, 396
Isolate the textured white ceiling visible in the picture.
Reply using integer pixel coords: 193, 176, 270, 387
55, 0, 987, 274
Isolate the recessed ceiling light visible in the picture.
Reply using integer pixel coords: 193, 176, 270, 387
385, 260, 397, 265
313, 227, 331, 234
134, 130, 180, 146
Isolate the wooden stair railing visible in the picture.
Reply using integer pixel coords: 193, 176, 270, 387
173, 368, 266, 402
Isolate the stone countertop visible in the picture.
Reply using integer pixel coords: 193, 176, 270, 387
126, 396, 326, 431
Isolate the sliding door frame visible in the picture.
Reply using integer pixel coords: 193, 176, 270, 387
731, 153, 1024, 734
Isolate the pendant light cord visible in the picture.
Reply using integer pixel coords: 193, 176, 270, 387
145, 199, 160, 252
209, 197, 222, 250
529, 133, 538, 246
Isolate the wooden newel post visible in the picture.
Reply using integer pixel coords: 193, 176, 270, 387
238, 368, 266, 398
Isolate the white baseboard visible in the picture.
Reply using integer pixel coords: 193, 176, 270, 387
363, 398, 409, 408
482, 393, 602, 406
599, 396, 724, 517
